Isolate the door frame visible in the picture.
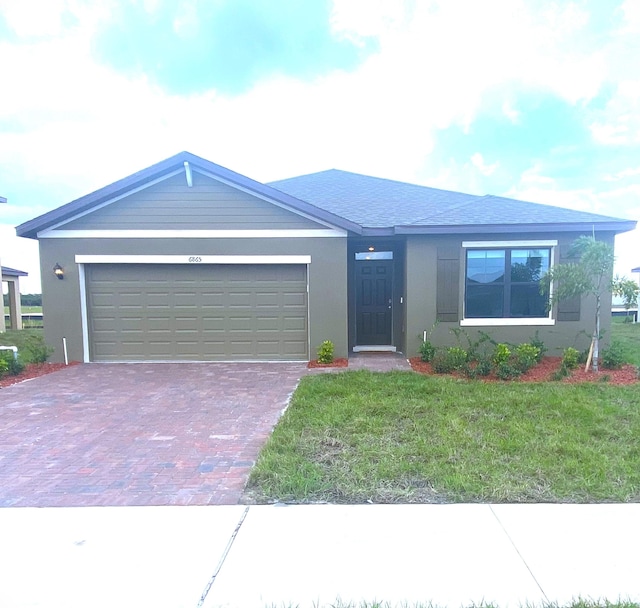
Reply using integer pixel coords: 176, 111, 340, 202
347, 239, 405, 354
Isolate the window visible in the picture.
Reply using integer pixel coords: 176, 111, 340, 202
464, 243, 552, 322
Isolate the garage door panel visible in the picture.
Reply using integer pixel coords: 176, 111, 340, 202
87, 264, 308, 361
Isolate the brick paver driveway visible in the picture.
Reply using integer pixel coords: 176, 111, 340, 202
0, 363, 307, 507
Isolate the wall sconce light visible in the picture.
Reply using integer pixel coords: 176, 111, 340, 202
53, 263, 64, 280
368, 246, 375, 251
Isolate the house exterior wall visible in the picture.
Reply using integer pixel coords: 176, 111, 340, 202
40, 236, 348, 363
404, 232, 615, 358
62, 171, 325, 231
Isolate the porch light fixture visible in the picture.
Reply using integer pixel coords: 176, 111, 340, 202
53, 263, 64, 280
368, 246, 375, 251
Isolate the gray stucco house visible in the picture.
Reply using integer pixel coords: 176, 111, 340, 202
16, 152, 637, 363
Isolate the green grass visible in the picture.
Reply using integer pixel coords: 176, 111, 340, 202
264, 602, 638, 608
611, 320, 640, 366
247, 370, 640, 504
266, 602, 639, 608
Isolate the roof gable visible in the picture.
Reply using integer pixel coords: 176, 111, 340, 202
16, 152, 360, 239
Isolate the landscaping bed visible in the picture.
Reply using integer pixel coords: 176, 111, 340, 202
0, 361, 80, 388
410, 356, 639, 385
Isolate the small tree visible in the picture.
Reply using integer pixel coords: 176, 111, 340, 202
541, 236, 615, 372
612, 275, 639, 321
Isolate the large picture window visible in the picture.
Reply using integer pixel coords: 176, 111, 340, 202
465, 246, 551, 319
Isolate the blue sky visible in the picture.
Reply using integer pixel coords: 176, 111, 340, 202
1, 0, 639, 293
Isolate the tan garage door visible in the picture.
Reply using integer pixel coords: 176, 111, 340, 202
86, 264, 308, 361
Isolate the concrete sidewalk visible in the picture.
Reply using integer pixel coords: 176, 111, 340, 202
0, 504, 638, 608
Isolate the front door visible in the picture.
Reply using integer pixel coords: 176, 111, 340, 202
355, 257, 393, 345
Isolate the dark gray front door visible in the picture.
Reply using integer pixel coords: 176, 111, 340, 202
355, 259, 393, 345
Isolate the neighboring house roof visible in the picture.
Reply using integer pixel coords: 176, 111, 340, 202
16, 152, 637, 238
1, 266, 28, 277
632, 267, 640, 273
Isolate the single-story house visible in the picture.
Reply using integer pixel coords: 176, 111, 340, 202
16, 152, 637, 363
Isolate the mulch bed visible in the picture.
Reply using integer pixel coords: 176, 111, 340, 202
409, 356, 638, 385
307, 358, 349, 369
0, 361, 81, 389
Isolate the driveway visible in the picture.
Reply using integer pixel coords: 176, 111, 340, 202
0, 363, 306, 507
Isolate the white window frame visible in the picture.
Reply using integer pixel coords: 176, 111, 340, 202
460, 240, 557, 327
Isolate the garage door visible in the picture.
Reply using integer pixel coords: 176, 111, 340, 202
86, 264, 308, 361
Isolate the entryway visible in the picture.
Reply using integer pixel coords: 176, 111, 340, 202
350, 243, 404, 353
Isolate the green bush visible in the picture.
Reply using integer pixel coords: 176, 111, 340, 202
495, 362, 522, 381
418, 340, 436, 362
0, 353, 24, 376
430, 352, 452, 374
474, 354, 493, 377
514, 343, 540, 373
22, 334, 54, 364
528, 332, 547, 362
445, 346, 468, 370
601, 343, 625, 370
492, 343, 511, 366
317, 340, 335, 364
562, 347, 580, 370
431, 347, 468, 374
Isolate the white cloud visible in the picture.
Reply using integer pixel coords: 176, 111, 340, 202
471, 153, 499, 177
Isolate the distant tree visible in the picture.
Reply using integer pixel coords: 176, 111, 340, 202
612, 276, 639, 321
21, 294, 42, 307
541, 236, 615, 372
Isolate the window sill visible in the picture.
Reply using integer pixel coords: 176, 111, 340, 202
460, 318, 555, 327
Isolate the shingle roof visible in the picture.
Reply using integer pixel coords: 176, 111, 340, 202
16, 154, 637, 239
269, 169, 635, 234
1, 266, 28, 277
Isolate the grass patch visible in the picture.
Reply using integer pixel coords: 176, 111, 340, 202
266, 603, 640, 608
263, 602, 638, 608
248, 371, 640, 504
611, 320, 640, 366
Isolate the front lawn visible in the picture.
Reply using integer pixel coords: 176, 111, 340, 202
247, 371, 640, 504
611, 320, 640, 366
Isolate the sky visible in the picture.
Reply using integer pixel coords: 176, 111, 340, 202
1, 0, 639, 294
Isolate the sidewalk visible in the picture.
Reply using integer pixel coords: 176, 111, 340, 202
0, 503, 638, 608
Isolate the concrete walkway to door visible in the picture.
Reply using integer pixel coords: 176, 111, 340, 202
0, 363, 306, 507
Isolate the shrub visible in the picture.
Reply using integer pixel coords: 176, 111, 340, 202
551, 366, 570, 381
528, 332, 547, 362
445, 346, 468, 371
474, 354, 493, 377
495, 362, 522, 381
561, 347, 580, 370
431, 347, 468, 374
601, 343, 625, 370
431, 351, 453, 374
492, 343, 511, 366
22, 334, 54, 364
418, 340, 436, 362
0, 353, 24, 376
317, 340, 335, 364
514, 343, 540, 373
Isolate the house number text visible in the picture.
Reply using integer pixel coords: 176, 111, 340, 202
188, 256, 202, 263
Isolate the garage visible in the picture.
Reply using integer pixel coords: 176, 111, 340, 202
85, 263, 308, 361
